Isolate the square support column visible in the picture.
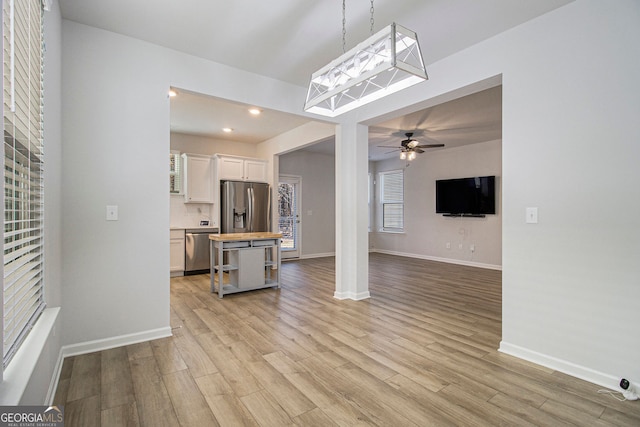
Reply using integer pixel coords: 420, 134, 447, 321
334, 122, 370, 300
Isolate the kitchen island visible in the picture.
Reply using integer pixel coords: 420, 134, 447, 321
209, 232, 282, 298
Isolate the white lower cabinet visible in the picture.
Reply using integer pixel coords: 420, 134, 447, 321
170, 229, 185, 275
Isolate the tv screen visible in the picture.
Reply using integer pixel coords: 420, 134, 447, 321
436, 176, 496, 215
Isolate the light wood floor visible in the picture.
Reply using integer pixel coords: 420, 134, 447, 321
53, 254, 640, 426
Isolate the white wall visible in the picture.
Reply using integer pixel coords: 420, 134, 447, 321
279, 149, 336, 258
170, 132, 258, 157
498, 0, 640, 387
346, 0, 640, 389
373, 140, 502, 269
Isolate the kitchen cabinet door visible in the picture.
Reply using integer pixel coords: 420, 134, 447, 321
244, 159, 268, 182
183, 154, 214, 203
217, 156, 244, 180
170, 229, 185, 274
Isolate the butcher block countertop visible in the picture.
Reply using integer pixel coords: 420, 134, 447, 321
209, 232, 283, 241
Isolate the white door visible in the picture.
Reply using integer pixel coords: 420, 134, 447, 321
278, 175, 301, 259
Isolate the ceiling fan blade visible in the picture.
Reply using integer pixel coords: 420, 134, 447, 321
384, 149, 400, 154
377, 145, 401, 148
415, 143, 445, 148
414, 148, 425, 153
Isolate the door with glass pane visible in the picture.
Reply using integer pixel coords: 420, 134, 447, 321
278, 176, 301, 259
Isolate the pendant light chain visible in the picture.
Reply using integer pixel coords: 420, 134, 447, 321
342, 0, 347, 53
370, 0, 375, 35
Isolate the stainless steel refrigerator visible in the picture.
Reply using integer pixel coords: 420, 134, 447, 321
220, 180, 271, 233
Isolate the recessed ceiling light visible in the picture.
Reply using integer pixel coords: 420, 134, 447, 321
248, 108, 261, 115
168, 89, 178, 97
222, 127, 233, 133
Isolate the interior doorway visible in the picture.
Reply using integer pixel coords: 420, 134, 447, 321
278, 175, 301, 259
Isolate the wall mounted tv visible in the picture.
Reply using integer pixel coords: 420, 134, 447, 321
436, 176, 496, 217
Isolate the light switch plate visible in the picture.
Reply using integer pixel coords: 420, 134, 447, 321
526, 207, 538, 224
106, 205, 118, 221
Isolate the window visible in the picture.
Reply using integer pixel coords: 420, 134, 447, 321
2, 0, 45, 369
379, 170, 404, 231
169, 151, 182, 194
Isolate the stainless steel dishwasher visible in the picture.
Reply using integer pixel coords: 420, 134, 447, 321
184, 228, 218, 275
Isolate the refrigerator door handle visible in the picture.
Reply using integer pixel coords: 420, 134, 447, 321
247, 186, 254, 232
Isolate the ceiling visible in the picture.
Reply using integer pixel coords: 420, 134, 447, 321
58, 0, 571, 159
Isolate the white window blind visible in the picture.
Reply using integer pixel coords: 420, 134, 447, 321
169, 151, 182, 194
380, 170, 404, 231
2, 0, 45, 368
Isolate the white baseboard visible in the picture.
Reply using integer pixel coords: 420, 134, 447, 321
46, 347, 66, 405
61, 326, 172, 358
333, 290, 371, 300
372, 248, 502, 271
499, 341, 622, 391
299, 252, 335, 260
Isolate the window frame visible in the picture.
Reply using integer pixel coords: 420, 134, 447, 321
378, 169, 404, 232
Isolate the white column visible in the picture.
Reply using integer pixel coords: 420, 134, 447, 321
334, 122, 370, 300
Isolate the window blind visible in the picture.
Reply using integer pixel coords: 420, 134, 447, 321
2, 0, 45, 368
380, 170, 403, 230
169, 151, 182, 194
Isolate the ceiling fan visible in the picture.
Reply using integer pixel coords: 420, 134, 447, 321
379, 132, 444, 160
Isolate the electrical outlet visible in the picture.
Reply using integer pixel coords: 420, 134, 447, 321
106, 205, 118, 221
446, 242, 451, 249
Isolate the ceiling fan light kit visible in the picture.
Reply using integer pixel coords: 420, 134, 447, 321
379, 132, 444, 161
304, 1, 427, 117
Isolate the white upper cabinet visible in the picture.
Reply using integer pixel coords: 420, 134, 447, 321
182, 153, 214, 203
216, 156, 245, 181
244, 159, 268, 182
214, 155, 268, 183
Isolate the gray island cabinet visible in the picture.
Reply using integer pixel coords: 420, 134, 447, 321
209, 232, 282, 298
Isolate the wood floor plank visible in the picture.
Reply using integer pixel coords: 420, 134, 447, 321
173, 329, 219, 378
126, 341, 153, 361
101, 402, 140, 427
101, 347, 136, 410
67, 352, 101, 402
150, 337, 188, 375
245, 360, 316, 418
129, 356, 180, 427
292, 408, 338, 427
65, 395, 101, 427
163, 369, 218, 426
196, 333, 264, 397
240, 390, 295, 427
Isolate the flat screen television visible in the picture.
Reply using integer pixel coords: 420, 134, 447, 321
436, 176, 496, 216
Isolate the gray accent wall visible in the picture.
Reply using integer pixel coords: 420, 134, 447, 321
279, 148, 336, 258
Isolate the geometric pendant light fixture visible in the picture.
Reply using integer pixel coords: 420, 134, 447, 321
304, 2, 428, 117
